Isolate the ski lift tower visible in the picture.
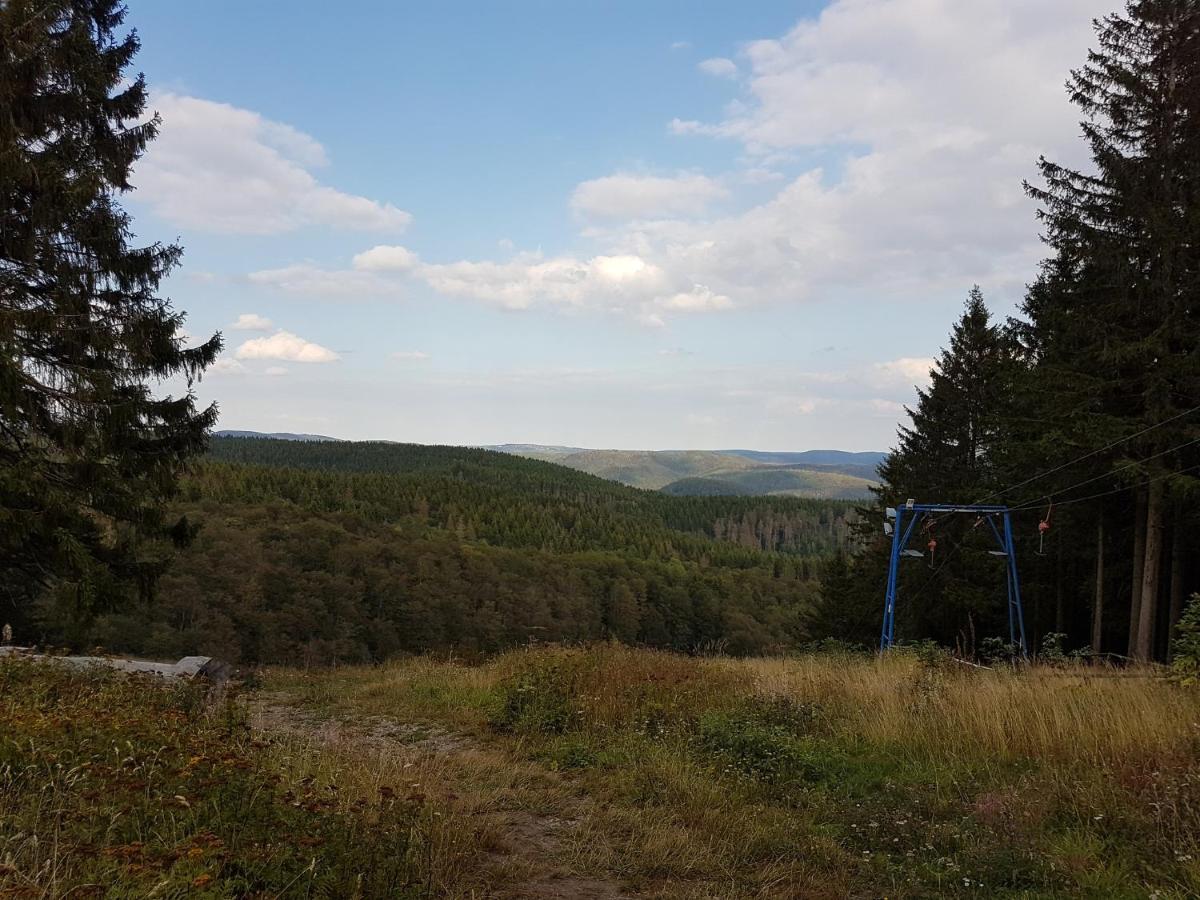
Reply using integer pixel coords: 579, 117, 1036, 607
881, 500, 1027, 656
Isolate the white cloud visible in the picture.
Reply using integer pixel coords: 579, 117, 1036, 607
656, 285, 732, 312
872, 356, 935, 386
353, 245, 420, 271
241, 1, 1106, 330
248, 263, 391, 297
698, 57, 738, 78
670, 40, 691, 50
208, 357, 248, 376
235, 330, 339, 363
230, 313, 273, 331
571, 173, 728, 220
135, 93, 411, 234
391, 351, 431, 361
420, 252, 665, 311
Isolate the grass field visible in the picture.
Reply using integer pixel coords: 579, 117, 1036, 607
0, 658, 428, 897
4, 646, 1198, 898
263, 645, 1200, 898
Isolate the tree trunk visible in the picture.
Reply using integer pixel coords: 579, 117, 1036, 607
1129, 487, 1148, 656
1167, 507, 1185, 662
1135, 479, 1165, 662
1092, 517, 1104, 654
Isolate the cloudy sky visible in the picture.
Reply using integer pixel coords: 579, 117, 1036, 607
131, 0, 1109, 450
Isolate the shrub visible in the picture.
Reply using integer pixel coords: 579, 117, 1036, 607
1171, 593, 1200, 684
488, 655, 580, 734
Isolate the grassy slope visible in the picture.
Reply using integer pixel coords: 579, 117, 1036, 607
265, 645, 1200, 899
0, 658, 426, 896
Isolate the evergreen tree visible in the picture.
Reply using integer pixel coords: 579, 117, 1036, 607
1022, 0, 1200, 660
0, 1, 219, 627
823, 288, 1024, 649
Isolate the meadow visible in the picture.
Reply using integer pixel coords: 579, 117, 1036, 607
3, 646, 1198, 898
262, 645, 1200, 898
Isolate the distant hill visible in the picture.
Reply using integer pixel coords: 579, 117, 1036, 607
662, 465, 877, 500
723, 449, 887, 473
490, 445, 882, 498
538, 449, 762, 490
215, 429, 343, 442
220, 435, 883, 498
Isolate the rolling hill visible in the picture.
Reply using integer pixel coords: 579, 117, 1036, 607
661, 464, 879, 500
490, 445, 883, 498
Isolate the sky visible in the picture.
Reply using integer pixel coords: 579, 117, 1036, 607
127, 0, 1112, 451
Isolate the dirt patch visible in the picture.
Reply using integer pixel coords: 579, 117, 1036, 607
247, 691, 629, 898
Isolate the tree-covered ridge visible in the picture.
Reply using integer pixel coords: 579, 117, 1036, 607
66, 496, 822, 665
202, 437, 855, 561
28, 439, 852, 663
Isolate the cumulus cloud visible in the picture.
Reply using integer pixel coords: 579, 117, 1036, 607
230, 313, 273, 331
698, 57, 738, 78
353, 245, 420, 271
208, 357, 248, 376
135, 93, 411, 234
571, 173, 728, 219
248, 264, 390, 297
418, 252, 672, 311
242, 0, 1106, 330
234, 330, 339, 363
649, 0, 1106, 302
872, 356, 936, 386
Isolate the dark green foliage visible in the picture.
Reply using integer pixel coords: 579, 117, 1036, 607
0, 1, 220, 627
1171, 594, 1200, 683
205, 437, 853, 560
28, 439, 856, 662
1017, 1, 1200, 660
490, 660, 580, 735
815, 289, 1024, 649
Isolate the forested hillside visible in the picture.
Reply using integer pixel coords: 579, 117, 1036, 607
27, 438, 855, 664
491, 444, 879, 496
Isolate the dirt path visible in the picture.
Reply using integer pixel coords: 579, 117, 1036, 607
247, 691, 628, 899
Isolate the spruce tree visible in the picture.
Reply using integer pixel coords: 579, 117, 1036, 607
1022, 0, 1200, 661
825, 288, 1024, 649
0, 1, 220, 626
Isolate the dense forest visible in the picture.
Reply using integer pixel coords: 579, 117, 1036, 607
23, 439, 856, 664
814, 2, 1200, 661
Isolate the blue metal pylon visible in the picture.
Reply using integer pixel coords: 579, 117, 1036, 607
880, 502, 1028, 656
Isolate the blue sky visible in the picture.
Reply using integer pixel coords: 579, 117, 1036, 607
128, 0, 1111, 450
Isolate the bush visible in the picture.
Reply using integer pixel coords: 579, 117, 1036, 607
1171, 594, 1200, 684
489, 655, 580, 734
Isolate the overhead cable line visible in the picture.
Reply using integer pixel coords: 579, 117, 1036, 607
1009, 434, 1200, 510
975, 401, 1200, 505
1008, 462, 1200, 513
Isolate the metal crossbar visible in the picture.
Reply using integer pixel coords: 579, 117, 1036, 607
880, 503, 1027, 655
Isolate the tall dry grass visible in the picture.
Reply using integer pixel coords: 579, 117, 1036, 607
737, 653, 1200, 770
